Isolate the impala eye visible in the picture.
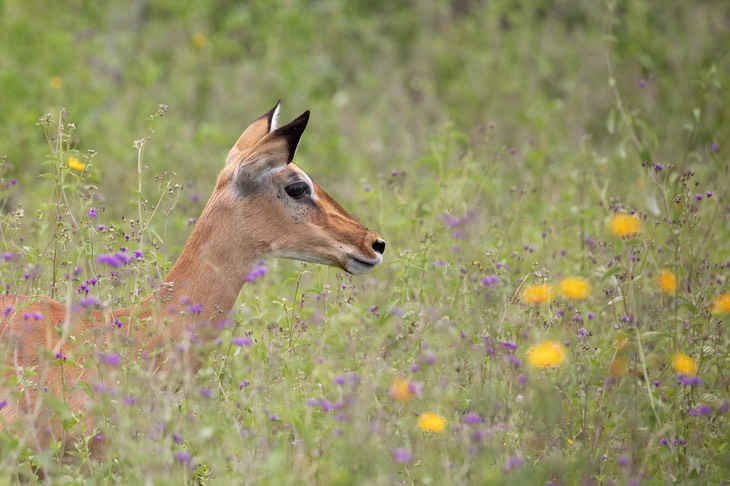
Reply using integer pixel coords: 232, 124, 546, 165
284, 181, 310, 199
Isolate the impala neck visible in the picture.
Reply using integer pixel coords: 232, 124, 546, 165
152, 193, 263, 342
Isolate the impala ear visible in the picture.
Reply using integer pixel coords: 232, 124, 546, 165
226, 100, 281, 166
270, 110, 310, 164
234, 110, 310, 193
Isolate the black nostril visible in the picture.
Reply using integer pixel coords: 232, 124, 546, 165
372, 239, 386, 255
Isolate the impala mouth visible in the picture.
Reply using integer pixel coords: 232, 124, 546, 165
346, 254, 382, 275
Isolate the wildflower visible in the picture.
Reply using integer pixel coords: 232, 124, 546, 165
711, 292, 730, 314
677, 374, 702, 386
389, 377, 413, 402
49, 75, 63, 89
0, 399, 7, 410
503, 456, 524, 473
133, 249, 144, 259
672, 352, 698, 375
245, 261, 268, 282
67, 157, 86, 171
609, 213, 641, 237
482, 274, 499, 286
97, 352, 121, 366
526, 341, 566, 369
191, 32, 206, 48
88, 207, 98, 218
2, 306, 14, 317
559, 277, 590, 300
232, 336, 252, 347
656, 270, 677, 294
463, 412, 482, 424
392, 448, 412, 464
609, 356, 628, 376
174, 451, 192, 463
521, 284, 552, 305
688, 404, 712, 417
239, 380, 250, 389
172, 433, 183, 444
123, 395, 136, 406
417, 412, 447, 433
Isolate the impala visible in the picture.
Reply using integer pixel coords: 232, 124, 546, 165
0, 101, 385, 457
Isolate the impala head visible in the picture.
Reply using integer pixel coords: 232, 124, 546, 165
215, 101, 385, 275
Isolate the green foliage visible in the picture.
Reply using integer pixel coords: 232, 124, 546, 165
1, 0, 729, 484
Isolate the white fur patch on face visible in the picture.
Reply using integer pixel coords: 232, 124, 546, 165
299, 170, 318, 201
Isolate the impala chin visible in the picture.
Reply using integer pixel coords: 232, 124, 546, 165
345, 254, 383, 275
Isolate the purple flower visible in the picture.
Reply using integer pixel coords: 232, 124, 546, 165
392, 448, 412, 464
77, 295, 101, 308
114, 319, 123, 329
88, 207, 98, 218
694, 194, 703, 201
508, 147, 517, 155
232, 336, 252, 347
517, 373, 527, 384
1, 252, 16, 261
709, 143, 720, 152
706, 191, 713, 198
172, 433, 183, 444
587, 312, 595, 320
688, 404, 712, 417
98, 352, 121, 366
500, 341, 517, 351
200, 387, 212, 398
174, 451, 192, 463
96, 254, 125, 267
133, 249, 144, 259
123, 395, 137, 406
188, 303, 202, 314
0, 399, 7, 410
463, 412, 482, 424
54, 352, 67, 361
652, 380, 661, 387
617, 455, 630, 467
503, 456, 524, 472
333, 375, 346, 386
482, 274, 499, 286
245, 262, 268, 283
2, 306, 14, 317
677, 374, 702, 386
6, 179, 17, 186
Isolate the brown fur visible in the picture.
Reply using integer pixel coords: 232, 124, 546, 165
0, 104, 384, 457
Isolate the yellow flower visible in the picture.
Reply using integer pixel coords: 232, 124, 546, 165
527, 341, 566, 369
49, 75, 63, 89
389, 377, 412, 402
609, 355, 628, 376
672, 352, 698, 375
656, 270, 677, 294
191, 32, 207, 48
711, 292, 730, 314
609, 213, 642, 237
68, 157, 86, 171
417, 412, 446, 433
559, 277, 590, 300
522, 284, 552, 305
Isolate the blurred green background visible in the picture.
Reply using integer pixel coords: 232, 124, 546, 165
1, 0, 727, 214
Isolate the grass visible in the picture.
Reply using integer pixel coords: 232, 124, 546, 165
0, 0, 729, 484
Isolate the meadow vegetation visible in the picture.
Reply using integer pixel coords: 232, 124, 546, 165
0, 0, 728, 483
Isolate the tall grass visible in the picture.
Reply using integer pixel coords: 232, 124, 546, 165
1, 1, 728, 484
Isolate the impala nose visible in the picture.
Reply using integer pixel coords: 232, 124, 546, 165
372, 238, 386, 255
